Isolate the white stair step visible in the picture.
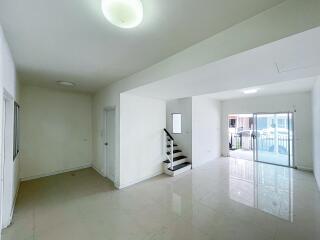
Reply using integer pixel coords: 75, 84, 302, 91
163, 157, 187, 167
167, 147, 179, 152
166, 144, 178, 147
163, 155, 187, 167
166, 150, 182, 158
164, 162, 192, 176
165, 155, 187, 162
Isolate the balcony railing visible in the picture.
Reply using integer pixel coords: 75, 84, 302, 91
230, 133, 292, 155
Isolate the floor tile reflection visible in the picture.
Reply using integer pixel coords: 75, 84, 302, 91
229, 158, 292, 221
2, 158, 320, 240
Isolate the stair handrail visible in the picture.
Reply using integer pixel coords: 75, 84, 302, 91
164, 128, 174, 141
164, 129, 174, 170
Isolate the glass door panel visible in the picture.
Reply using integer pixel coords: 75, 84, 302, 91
253, 113, 293, 167
288, 113, 294, 167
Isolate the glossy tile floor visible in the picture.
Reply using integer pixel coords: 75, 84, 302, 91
229, 149, 289, 166
2, 157, 320, 240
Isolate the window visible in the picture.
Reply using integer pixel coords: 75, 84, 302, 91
13, 102, 20, 160
172, 113, 182, 134
278, 118, 286, 129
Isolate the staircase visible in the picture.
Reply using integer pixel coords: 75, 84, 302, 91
163, 129, 192, 176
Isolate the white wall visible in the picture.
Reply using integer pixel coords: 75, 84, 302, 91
165, 97, 221, 167
192, 96, 221, 167
166, 98, 192, 160
119, 94, 166, 188
221, 92, 313, 170
0, 26, 20, 229
312, 78, 320, 190
93, 1, 320, 189
0, 32, 3, 236
20, 85, 93, 180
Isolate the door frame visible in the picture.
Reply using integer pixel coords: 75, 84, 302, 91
0, 96, 6, 232
1, 91, 13, 229
104, 107, 116, 182
253, 111, 295, 168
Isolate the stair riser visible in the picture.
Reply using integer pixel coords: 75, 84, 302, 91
172, 164, 192, 176
163, 158, 188, 168
167, 148, 179, 153
164, 164, 191, 176
167, 145, 178, 150
166, 152, 183, 158
167, 143, 178, 149
164, 167, 174, 176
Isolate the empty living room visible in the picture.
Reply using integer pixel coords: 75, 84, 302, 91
1, 0, 320, 239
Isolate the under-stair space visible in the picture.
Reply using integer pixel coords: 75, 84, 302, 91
163, 129, 192, 176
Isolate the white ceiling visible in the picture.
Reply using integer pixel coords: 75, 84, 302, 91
127, 27, 320, 100
0, 0, 286, 92
206, 77, 315, 101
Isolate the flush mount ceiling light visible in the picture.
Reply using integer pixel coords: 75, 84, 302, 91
243, 88, 259, 94
56, 81, 75, 87
101, 0, 143, 29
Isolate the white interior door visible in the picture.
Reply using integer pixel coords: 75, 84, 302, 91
105, 109, 115, 182
2, 94, 14, 228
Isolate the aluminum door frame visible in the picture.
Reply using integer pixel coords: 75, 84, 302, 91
252, 112, 295, 168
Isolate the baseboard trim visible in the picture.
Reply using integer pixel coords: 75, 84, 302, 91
2, 179, 21, 230
91, 164, 119, 188
20, 164, 92, 182
116, 170, 163, 189
5, 179, 21, 229
91, 164, 105, 178
296, 166, 313, 172
114, 182, 121, 189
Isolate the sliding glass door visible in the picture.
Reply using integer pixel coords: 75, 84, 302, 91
253, 113, 293, 167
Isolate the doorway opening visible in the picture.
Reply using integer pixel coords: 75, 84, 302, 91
104, 108, 115, 182
228, 112, 294, 167
228, 114, 254, 161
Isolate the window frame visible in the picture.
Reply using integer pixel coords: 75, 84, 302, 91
13, 102, 20, 161
172, 113, 182, 134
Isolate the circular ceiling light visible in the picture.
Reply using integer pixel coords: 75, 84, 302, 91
101, 0, 143, 29
56, 81, 75, 87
